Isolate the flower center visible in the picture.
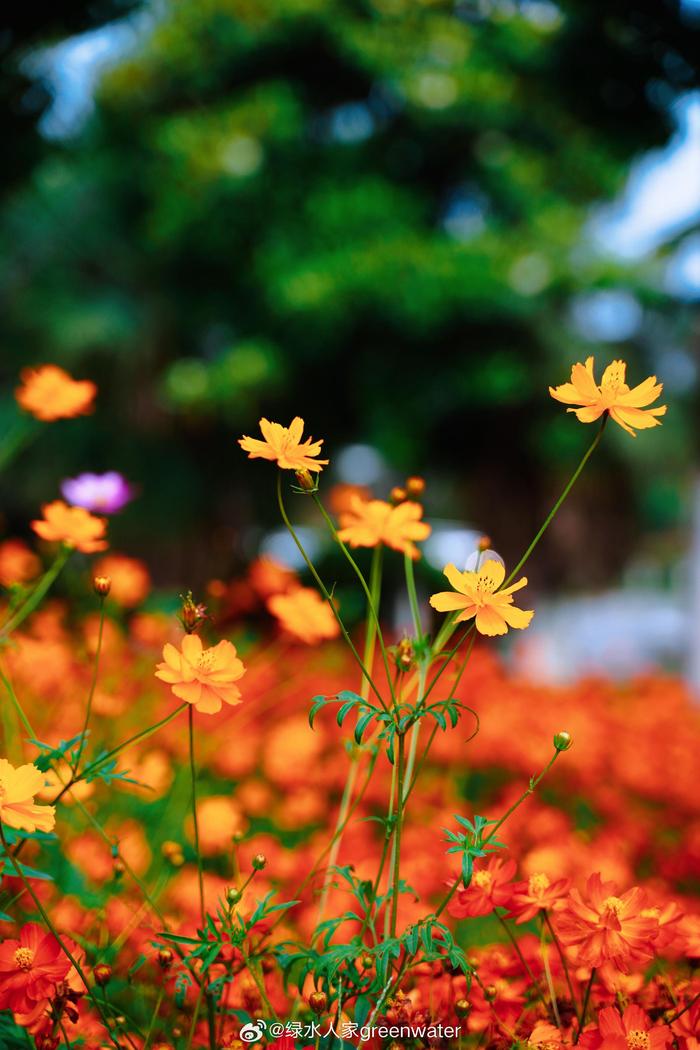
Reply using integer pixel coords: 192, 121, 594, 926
475, 573, 498, 596
14, 947, 34, 971
473, 871, 493, 890
626, 1031, 650, 1050
528, 872, 551, 897
196, 650, 216, 674
601, 362, 628, 402
603, 895, 624, 916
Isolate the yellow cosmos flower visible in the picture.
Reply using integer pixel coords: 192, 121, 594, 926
0, 759, 55, 834
155, 634, 245, 714
238, 417, 328, 471
337, 496, 431, 559
549, 357, 667, 437
429, 560, 534, 637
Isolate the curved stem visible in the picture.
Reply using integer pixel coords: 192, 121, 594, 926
505, 417, 607, 585
72, 596, 106, 775
276, 474, 387, 710
67, 703, 188, 797
435, 748, 562, 919
0, 547, 71, 640
188, 707, 206, 926
576, 969, 596, 1041
312, 492, 396, 704
389, 733, 406, 938
0, 823, 122, 1050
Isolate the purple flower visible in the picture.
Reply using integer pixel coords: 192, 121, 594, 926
61, 472, 134, 514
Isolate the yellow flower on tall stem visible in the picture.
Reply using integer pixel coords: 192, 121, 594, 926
549, 357, 666, 437
429, 560, 533, 637
155, 634, 245, 714
337, 495, 431, 559
238, 417, 328, 471
0, 760, 55, 834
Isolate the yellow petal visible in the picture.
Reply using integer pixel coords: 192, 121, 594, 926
500, 605, 534, 630
429, 591, 470, 613
474, 606, 508, 636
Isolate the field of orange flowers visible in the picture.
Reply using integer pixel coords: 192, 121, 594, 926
1, 360, 698, 1050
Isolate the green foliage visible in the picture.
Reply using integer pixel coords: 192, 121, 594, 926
0, 0, 695, 578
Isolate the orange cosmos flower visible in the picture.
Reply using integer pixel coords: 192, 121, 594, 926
267, 587, 340, 645
155, 634, 245, 714
238, 417, 328, 471
15, 364, 96, 422
429, 560, 533, 637
0, 539, 41, 587
0, 923, 79, 1022
31, 501, 108, 554
580, 1005, 672, 1050
556, 873, 659, 972
337, 495, 431, 559
549, 357, 666, 437
0, 759, 55, 834
448, 856, 516, 919
508, 871, 571, 924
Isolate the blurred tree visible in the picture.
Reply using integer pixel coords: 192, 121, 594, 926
0, 0, 697, 585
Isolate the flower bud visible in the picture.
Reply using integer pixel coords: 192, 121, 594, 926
308, 990, 328, 1015
477, 535, 492, 552
227, 887, 242, 906
405, 476, 425, 499
179, 591, 207, 634
394, 637, 415, 673
294, 468, 316, 492
252, 853, 267, 871
553, 730, 573, 752
157, 948, 174, 970
93, 575, 112, 597
162, 841, 185, 866
454, 998, 471, 1018
390, 486, 407, 505
93, 963, 112, 987
112, 858, 125, 879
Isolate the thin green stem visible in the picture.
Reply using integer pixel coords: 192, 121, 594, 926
403, 552, 422, 639
312, 492, 396, 704
69, 703, 188, 796
0, 547, 71, 640
495, 911, 547, 1010
544, 910, 577, 1009
390, 733, 406, 938
276, 473, 387, 710
539, 913, 562, 1028
505, 418, 607, 585
576, 969, 596, 1040
72, 596, 106, 775
0, 418, 39, 473
435, 748, 562, 919
143, 985, 164, 1050
188, 707, 206, 926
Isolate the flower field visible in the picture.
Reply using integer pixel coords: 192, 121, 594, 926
0, 361, 699, 1050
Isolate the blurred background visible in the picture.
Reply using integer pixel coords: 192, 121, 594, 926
1, 0, 699, 681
